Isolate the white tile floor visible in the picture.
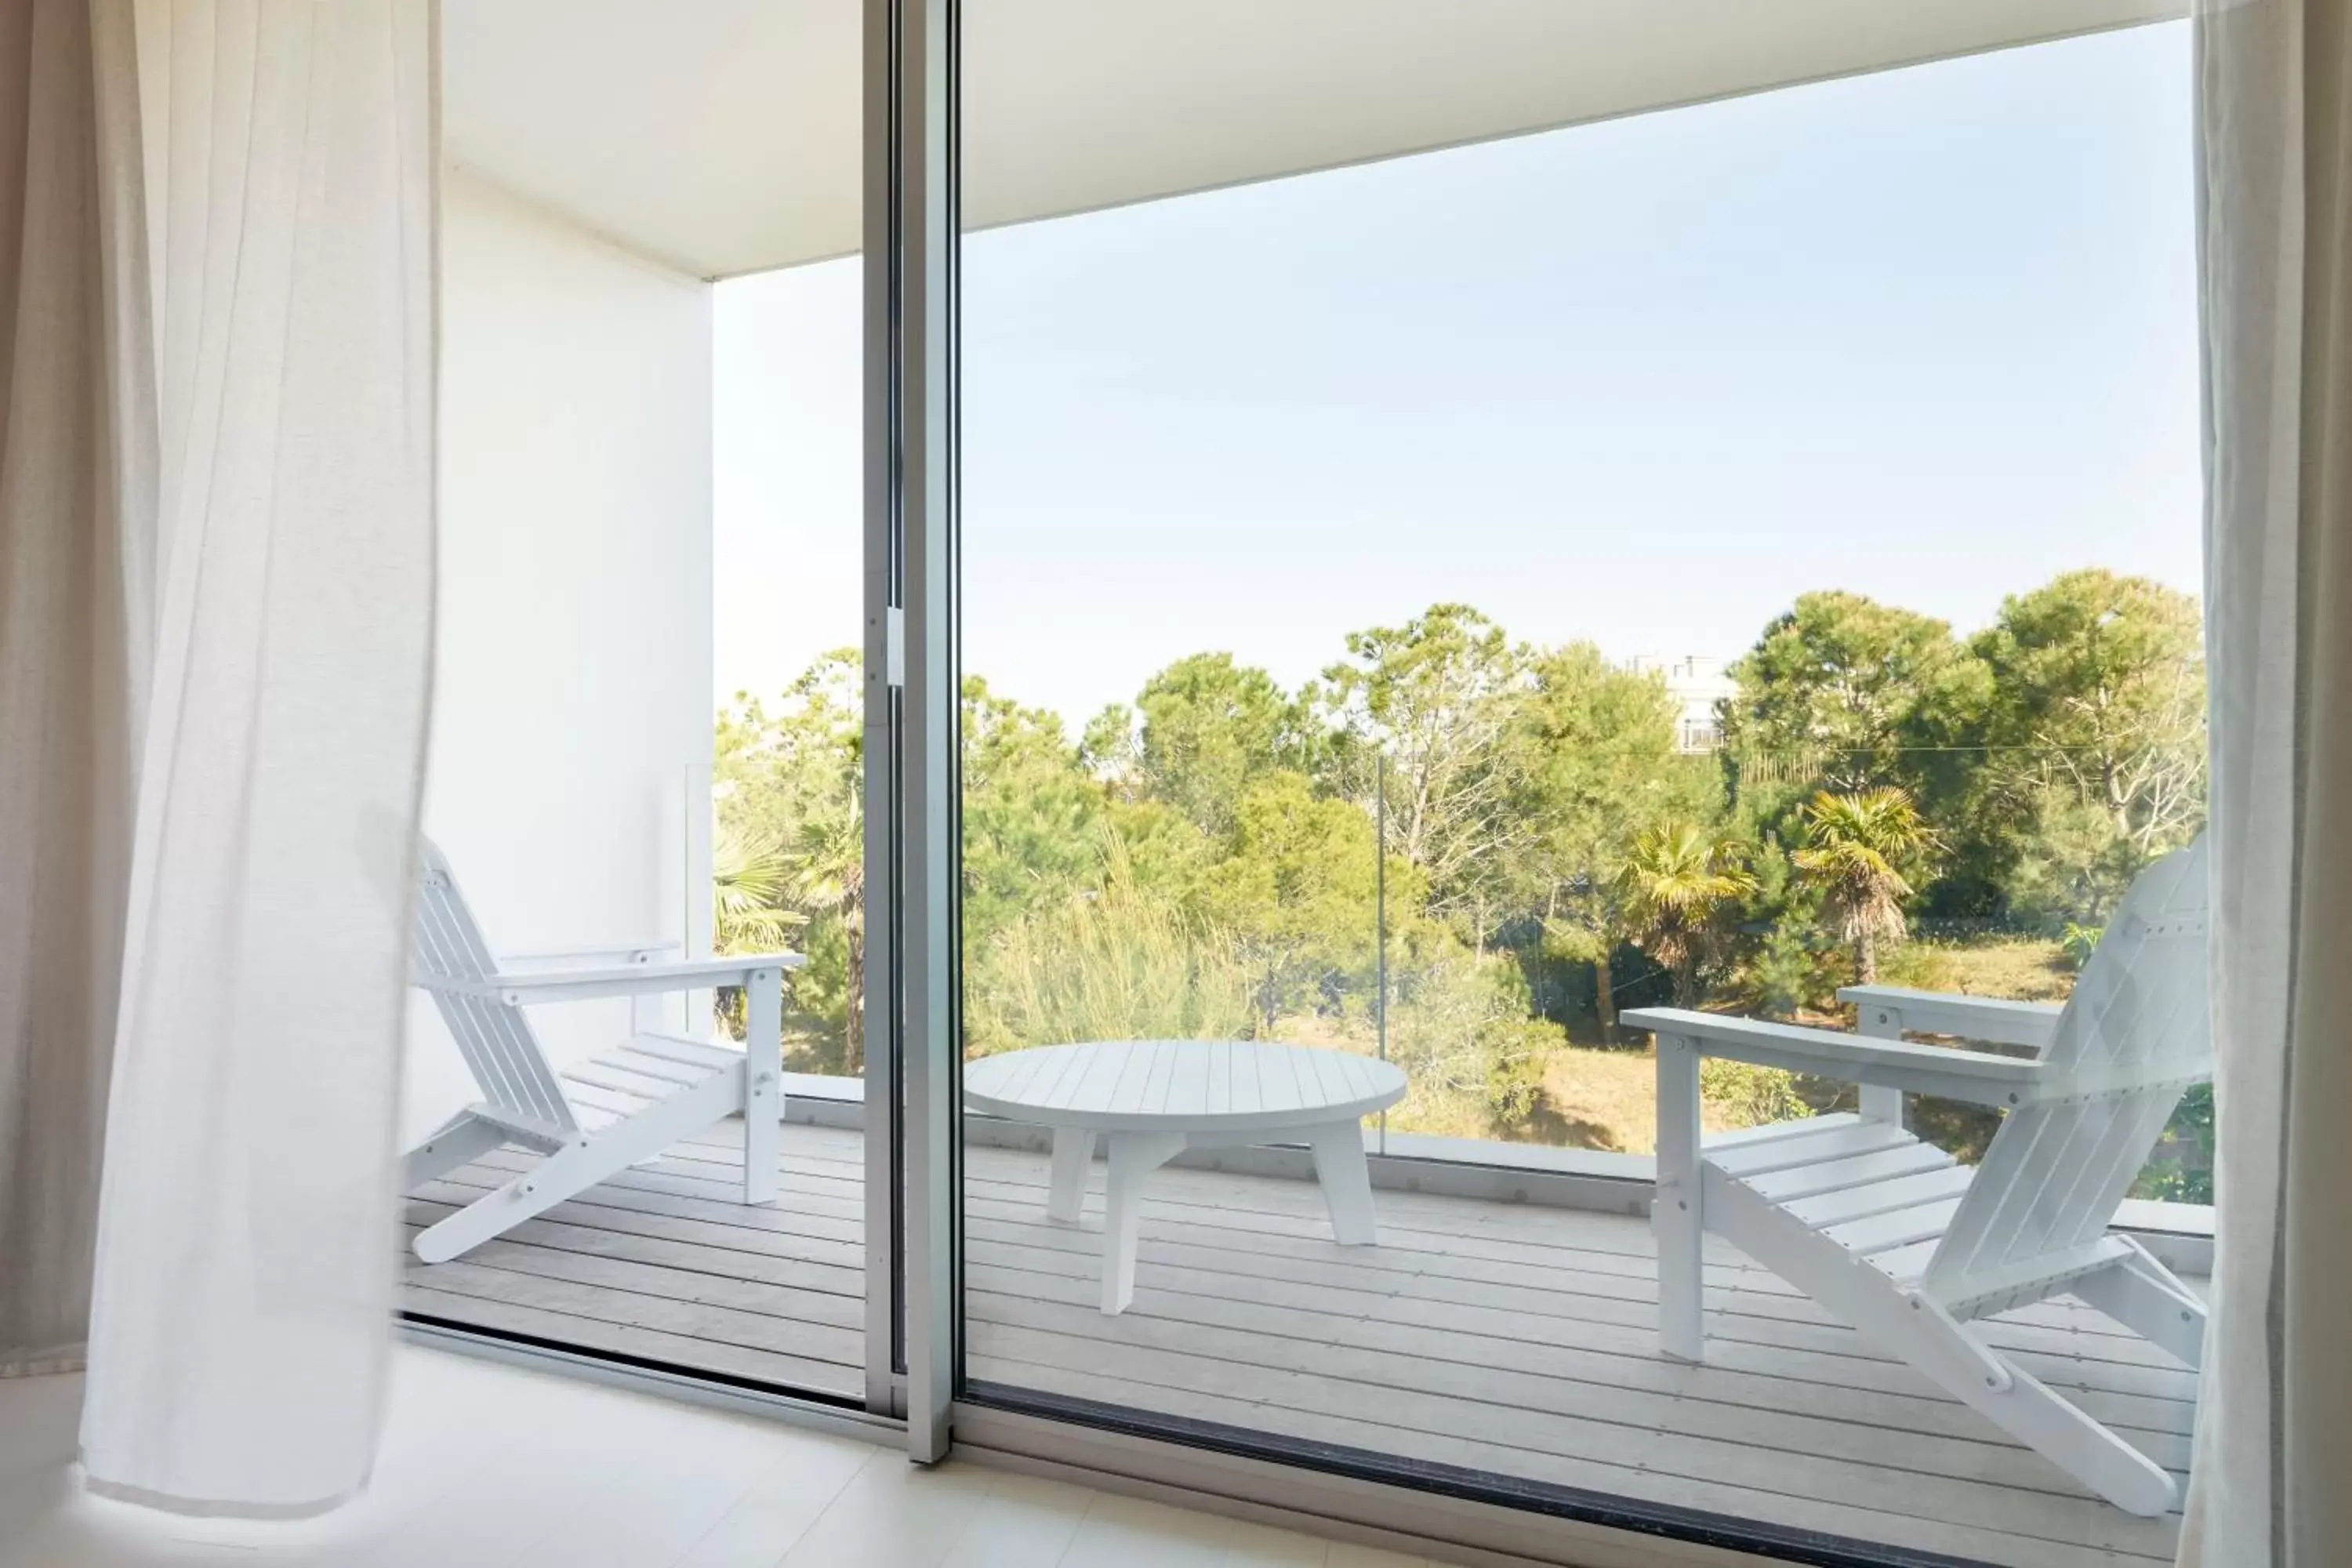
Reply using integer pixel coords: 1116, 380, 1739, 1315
0, 1346, 1443, 1568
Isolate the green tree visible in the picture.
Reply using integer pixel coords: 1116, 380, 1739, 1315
1199, 771, 1396, 1030
1969, 570, 2205, 922
1516, 644, 1716, 1039
714, 652, 863, 1064
961, 676, 1105, 944
1078, 702, 1142, 794
1316, 604, 1527, 936
1131, 654, 1312, 836
1724, 592, 1975, 797
1617, 819, 1755, 1006
1791, 787, 1938, 985
715, 652, 863, 851
786, 796, 866, 1070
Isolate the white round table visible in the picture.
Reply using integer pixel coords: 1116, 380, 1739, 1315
964, 1039, 1408, 1313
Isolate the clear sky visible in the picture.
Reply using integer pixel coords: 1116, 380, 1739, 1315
713, 21, 2200, 733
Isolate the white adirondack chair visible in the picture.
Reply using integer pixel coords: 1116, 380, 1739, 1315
1624, 836, 2210, 1517
402, 839, 804, 1265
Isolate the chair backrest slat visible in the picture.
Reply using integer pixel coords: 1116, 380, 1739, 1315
412, 839, 575, 1131
1926, 836, 2208, 1299
2039, 837, 2211, 1074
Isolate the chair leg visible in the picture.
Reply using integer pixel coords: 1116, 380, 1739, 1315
2072, 1244, 2207, 1369
1697, 1156, 2178, 1515
1047, 1127, 1095, 1222
414, 1074, 741, 1263
413, 1138, 604, 1264
1307, 1120, 1378, 1244
1099, 1131, 1185, 1315
1653, 1035, 1705, 1361
1916, 1327, 2179, 1517
401, 1112, 506, 1195
742, 969, 782, 1205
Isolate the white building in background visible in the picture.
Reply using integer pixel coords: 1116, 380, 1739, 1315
1627, 655, 1737, 753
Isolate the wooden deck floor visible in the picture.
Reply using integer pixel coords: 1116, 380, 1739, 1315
401, 1120, 2196, 1568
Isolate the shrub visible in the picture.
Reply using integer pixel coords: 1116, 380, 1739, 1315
2060, 921, 2104, 971
1388, 943, 1561, 1127
1700, 1057, 1808, 1129
2132, 1083, 2214, 1203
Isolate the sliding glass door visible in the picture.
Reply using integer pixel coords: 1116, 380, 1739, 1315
920, 5, 2217, 1564
406, 1, 896, 1415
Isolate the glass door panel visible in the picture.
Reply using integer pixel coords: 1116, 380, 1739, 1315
406, 0, 886, 1410
951, 7, 2211, 1561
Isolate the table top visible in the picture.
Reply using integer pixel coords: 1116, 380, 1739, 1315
963, 1039, 1407, 1133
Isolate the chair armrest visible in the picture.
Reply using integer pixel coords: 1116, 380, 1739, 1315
1837, 985, 2063, 1050
498, 941, 683, 969
422, 953, 804, 1006
1621, 1007, 2045, 1108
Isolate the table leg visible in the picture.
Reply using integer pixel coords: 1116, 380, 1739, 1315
1046, 1127, 1094, 1223
1308, 1121, 1378, 1245
1101, 1131, 1185, 1314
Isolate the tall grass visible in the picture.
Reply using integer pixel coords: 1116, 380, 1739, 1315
967, 837, 1255, 1054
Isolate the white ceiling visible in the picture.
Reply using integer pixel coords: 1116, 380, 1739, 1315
443, 0, 2187, 281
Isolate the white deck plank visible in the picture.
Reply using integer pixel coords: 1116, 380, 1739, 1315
568, 1134, 2197, 1383
975, 1353, 2149, 1568
400, 1214, 865, 1330
395, 1119, 2191, 1566
962, 1315, 2178, 1551
400, 1284, 863, 1400
401, 1200, 865, 1301
576, 1140, 2196, 1387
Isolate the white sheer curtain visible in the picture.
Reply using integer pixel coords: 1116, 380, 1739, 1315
0, 0, 435, 1519
2183, 0, 2352, 1561
0, 0, 147, 1385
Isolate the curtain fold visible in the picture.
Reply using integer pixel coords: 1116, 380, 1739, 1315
68, 0, 437, 1516
0, 0, 435, 1517
0, 0, 144, 1384
2184, 0, 2352, 1561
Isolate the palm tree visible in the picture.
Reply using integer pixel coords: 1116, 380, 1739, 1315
713, 825, 802, 953
1617, 819, 1756, 1007
1791, 787, 1937, 985
789, 800, 866, 1072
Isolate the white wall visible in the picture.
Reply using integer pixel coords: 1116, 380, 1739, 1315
405, 168, 714, 1145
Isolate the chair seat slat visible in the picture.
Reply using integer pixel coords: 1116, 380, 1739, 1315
563, 1059, 694, 1103
603, 1046, 716, 1087
625, 1034, 746, 1073
1783, 1163, 1974, 1229
1864, 1237, 1942, 1283
1823, 1196, 1965, 1256
1707, 1120, 1915, 1178
1701, 1112, 1858, 1152
1738, 1142, 1952, 1203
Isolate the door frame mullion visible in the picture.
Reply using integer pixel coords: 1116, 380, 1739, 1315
858, 0, 902, 1418
867, 0, 960, 1459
